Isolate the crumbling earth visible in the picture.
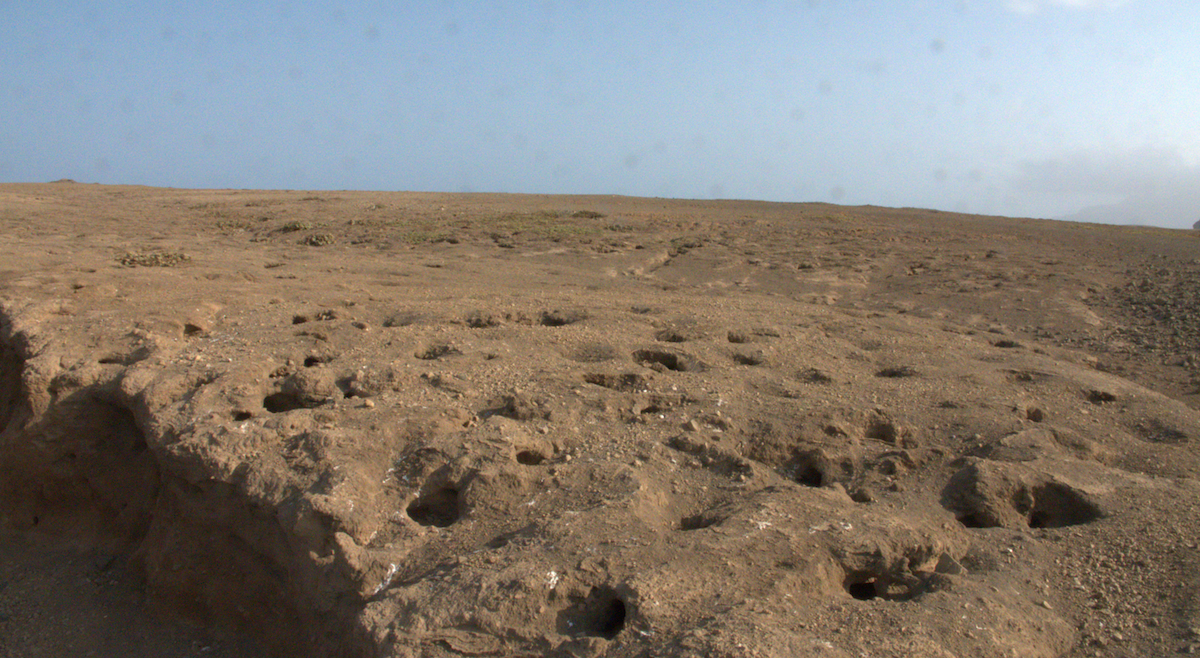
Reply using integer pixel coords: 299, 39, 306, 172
1, 183, 1199, 657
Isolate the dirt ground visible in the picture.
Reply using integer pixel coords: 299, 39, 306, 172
1, 182, 1199, 657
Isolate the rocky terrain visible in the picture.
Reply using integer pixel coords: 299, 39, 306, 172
1, 182, 1199, 657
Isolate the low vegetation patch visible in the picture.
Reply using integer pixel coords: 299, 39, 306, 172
116, 251, 191, 267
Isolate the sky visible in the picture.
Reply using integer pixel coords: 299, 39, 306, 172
2, 0, 1198, 228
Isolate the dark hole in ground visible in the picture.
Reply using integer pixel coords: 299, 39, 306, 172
679, 514, 719, 531
633, 349, 702, 373
515, 451, 545, 466
786, 450, 829, 488
1025, 482, 1103, 528
951, 481, 1101, 529
262, 392, 319, 414
558, 588, 628, 639
993, 339, 1022, 348
844, 574, 918, 602
1027, 511, 1052, 528
847, 580, 878, 601
335, 377, 360, 398
795, 465, 824, 488
864, 420, 899, 444
232, 411, 253, 421
1086, 389, 1117, 404
956, 512, 993, 528
406, 487, 461, 527
595, 599, 626, 639
292, 315, 309, 325
303, 355, 331, 367
183, 323, 205, 336
876, 366, 917, 378
97, 349, 151, 366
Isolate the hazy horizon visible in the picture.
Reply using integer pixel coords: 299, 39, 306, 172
4, 1, 1198, 228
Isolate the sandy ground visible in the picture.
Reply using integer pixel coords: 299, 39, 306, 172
1, 182, 1199, 657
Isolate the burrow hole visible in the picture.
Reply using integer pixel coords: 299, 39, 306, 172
864, 420, 899, 444
785, 450, 845, 488
515, 450, 546, 466
1025, 483, 1103, 528
953, 482, 1102, 529
679, 513, 720, 531
558, 588, 628, 639
262, 392, 316, 414
594, 598, 626, 639
633, 349, 700, 373
406, 486, 461, 528
844, 574, 917, 602
794, 463, 824, 488
955, 512, 990, 529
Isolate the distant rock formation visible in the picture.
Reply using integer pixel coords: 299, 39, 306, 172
1194, 219, 1200, 230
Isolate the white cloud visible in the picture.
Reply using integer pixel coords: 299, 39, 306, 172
1005, 0, 1133, 14
1012, 147, 1200, 228
1014, 147, 1189, 196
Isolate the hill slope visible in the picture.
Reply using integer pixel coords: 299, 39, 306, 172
2, 183, 1199, 657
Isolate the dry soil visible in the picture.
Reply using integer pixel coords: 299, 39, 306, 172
1, 182, 1199, 657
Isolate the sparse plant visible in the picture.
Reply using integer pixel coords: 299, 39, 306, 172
117, 250, 191, 267
280, 220, 314, 233
215, 219, 252, 232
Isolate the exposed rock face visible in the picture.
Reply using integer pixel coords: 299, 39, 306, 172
2, 184, 1200, 657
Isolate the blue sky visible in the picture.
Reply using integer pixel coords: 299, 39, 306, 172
3, 1, 1198, 227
